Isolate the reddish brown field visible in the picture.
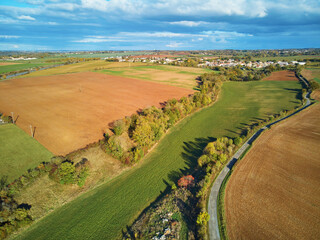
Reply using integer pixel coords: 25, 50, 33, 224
263, 70, 298, 81
0, 72, 193, 155
225, 91, 320, 240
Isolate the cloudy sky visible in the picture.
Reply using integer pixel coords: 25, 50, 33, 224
0, 0, 319, 50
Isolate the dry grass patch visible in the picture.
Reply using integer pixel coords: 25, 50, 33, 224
15, 145, 127, 220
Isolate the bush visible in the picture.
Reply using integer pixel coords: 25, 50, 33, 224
56, 161, 76, 184
112, 119, 125, 136
234, 136, 242, 146
196, 211, 210, 225
77, 167, 89, 187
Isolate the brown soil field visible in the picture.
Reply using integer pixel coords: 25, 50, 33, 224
263, 70, 298, 81
0, 62, 20, 66
225, 91, 320, 239
0, 72, 193, 155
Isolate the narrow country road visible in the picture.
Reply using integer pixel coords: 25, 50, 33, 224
208, 77, 311, 240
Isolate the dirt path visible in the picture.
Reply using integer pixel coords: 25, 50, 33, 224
225, 92, 320, 239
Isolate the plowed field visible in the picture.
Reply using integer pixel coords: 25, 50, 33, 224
225, 92, 320, 240
0, 72, 193, 155
263, 70, 298, 81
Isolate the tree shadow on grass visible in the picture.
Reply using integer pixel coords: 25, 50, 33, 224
283, 87, 302, 101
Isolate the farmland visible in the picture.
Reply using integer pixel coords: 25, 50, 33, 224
99, 65, 212, 89
15, 80, 303, 240
225, 91, 320, 240
263, 70, 298, 81
0, 124, 53, 182
19, 60, 146, 78
21, 61, 211, 89
302, 66, 320, 84
0, 72, 193, 155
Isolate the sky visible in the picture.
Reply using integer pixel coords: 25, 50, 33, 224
0, 0, 319, 51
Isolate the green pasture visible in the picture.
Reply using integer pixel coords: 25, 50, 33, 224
16, 80, 302, 240
253, 55, 320, 62
0, 62, 61, 75
0, 124, 53, 183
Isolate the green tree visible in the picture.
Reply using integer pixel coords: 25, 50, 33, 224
196, 211, 210, 225
56, 162, 76, 184
234, 136, 242, 146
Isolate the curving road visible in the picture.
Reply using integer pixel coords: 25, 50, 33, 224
208, 77, 311, 240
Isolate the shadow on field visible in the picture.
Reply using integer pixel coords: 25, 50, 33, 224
181, 136, 216, 170
284, 87, 302, 101
122, 136, 217, 238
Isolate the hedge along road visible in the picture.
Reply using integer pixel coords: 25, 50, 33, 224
15, 81, 302, 240
208, 79, 311, 240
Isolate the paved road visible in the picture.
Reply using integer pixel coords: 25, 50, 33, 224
208, 78, 311, 240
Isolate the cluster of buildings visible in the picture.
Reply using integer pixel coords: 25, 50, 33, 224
105, 55, 306, 69
3, 57, 37, 61
198, 59, 306, 68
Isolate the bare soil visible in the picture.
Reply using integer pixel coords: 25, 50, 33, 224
225, 91, 320, 239
263, 70, 298, 81
0, 72, 193, 155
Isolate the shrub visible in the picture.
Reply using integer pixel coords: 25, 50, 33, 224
56, 161, 76, 184
234, 136, 242, 146
196, 211, 210, 225
77, 167, 89, 187
177, 175, 195, 188
112, 119, 125, 136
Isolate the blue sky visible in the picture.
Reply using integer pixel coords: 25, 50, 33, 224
0, 0, 319, 50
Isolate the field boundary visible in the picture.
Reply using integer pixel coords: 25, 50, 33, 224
208, 83, 312, 240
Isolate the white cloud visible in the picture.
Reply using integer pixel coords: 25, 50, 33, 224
0, 35, 20, 39
13, 45, 19, 49
17, 15, 36, 20
169, 21, 206, 27
80, 0, 267, 18
203, 31, 253, 38
72, 37, 125, 43
166, 42, 183, 48
46, 3, 79, 11
119, 31, 205, 38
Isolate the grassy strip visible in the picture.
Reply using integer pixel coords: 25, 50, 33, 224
217, 170, 231, 240
0, 124, 53, 182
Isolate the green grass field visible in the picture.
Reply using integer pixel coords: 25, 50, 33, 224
0, 124, 53, 182
0, 62, 62, 75
253, 55, 320, 62
15, 80, 302, 240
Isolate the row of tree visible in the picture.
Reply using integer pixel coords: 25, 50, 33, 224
105, 82, 221, 165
